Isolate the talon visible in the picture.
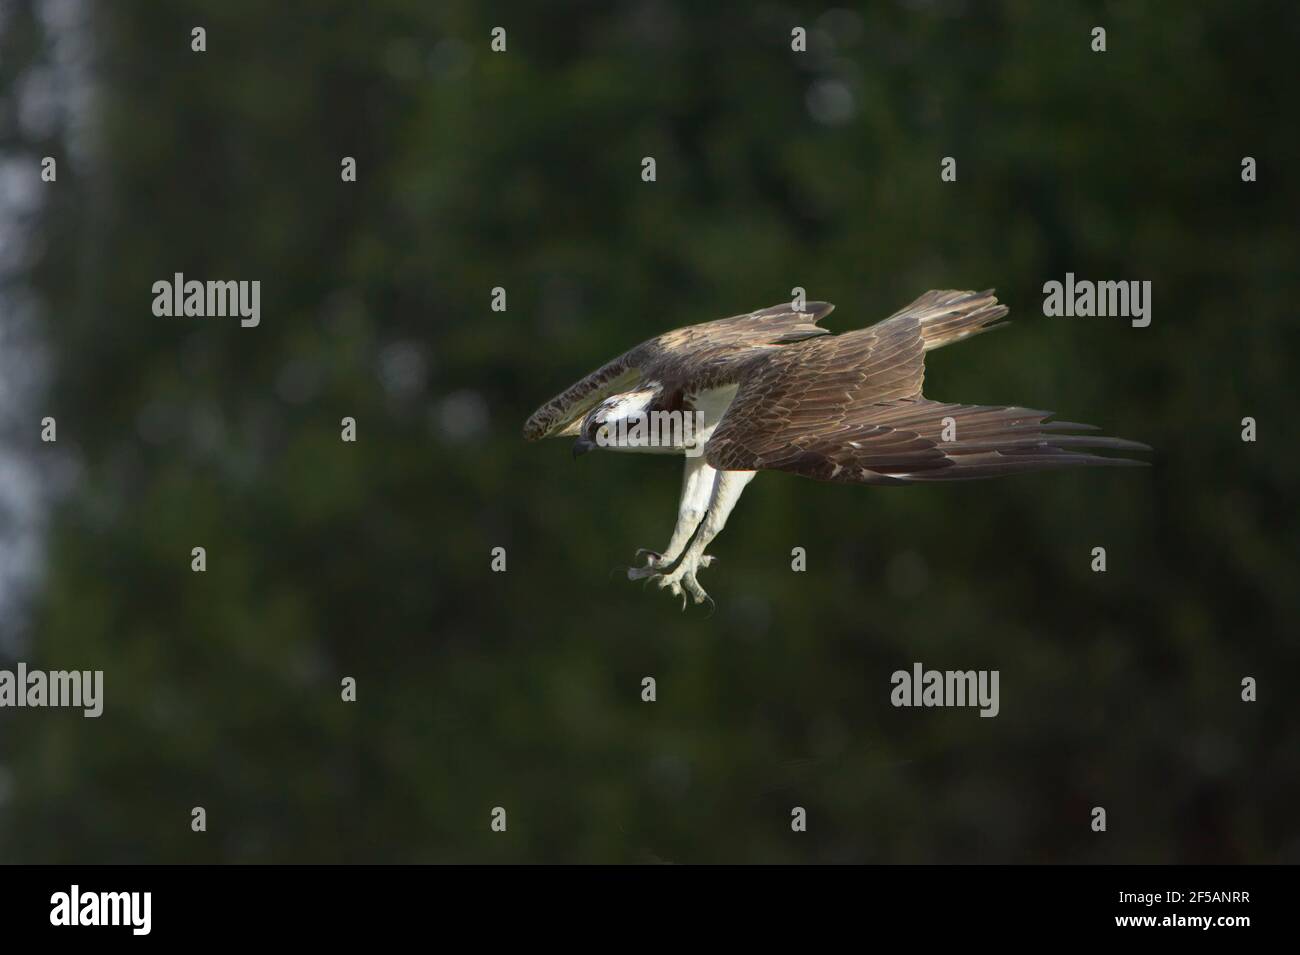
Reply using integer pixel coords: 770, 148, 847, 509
699, 555, 717, 568
681, 572, 707, 603
651, 555, 713, 609
628, 547, 670, 580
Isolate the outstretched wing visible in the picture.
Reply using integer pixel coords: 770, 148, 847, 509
522, 354, 643, 441
651, 301, 835, 354
702, 314, 929, 471
704, 289, 1146, 481
522, 301, 836, 441
707, 398, 1149, 483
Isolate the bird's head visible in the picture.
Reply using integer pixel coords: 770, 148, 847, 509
573, 389, 658, 457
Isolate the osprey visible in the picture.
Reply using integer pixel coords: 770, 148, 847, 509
524, 290, 1148, 606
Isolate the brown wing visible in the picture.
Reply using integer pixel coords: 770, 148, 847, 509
522, 301, 835, 441
650, 301, 835, 354
700, 289, 1008, 454
522, 356, 642, 440
703, 309, 931, 471
705, 289, 1146, 481
709, 398, 1149, 483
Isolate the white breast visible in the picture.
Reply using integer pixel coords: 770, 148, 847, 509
690, 384, 740, 444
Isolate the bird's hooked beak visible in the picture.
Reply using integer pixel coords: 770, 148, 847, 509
572, 436, 595, 458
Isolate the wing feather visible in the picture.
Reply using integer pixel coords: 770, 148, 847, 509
704, 290, 1146, 481
522, 356, 642, 440
522, 301, 836, 441
708, 398, 1149, 483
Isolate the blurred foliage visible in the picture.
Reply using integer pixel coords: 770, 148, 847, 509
1, 0, 1297, 862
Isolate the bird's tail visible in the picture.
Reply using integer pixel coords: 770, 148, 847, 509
884, 289, 1010, 351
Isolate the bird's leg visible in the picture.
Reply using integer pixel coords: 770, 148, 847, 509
657, 469, 756, 605
628, 457, 717, 579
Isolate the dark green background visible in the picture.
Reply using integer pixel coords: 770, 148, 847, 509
1, 1, 1296, 863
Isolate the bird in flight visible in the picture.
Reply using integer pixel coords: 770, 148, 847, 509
524, 290, 1148, 607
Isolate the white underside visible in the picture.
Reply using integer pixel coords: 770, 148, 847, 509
690, 384, 740, 447
605, 383, 739, 456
